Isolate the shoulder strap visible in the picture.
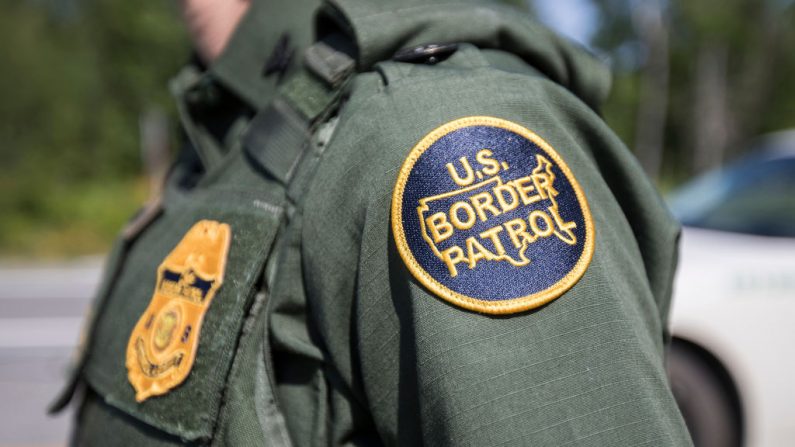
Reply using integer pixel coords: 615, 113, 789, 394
239, 34, 356, 447
242, 33, 355, 187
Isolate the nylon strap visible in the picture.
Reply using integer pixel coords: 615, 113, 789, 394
240, 34, 355, 446
243, 33, 354, 186
169, 67, 227, 169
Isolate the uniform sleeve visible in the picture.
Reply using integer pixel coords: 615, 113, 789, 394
302, 67, 691, 446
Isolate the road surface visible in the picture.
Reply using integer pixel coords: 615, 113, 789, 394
0, 259, 101, 447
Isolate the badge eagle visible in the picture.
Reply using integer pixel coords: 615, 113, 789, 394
126, 220, 231, 402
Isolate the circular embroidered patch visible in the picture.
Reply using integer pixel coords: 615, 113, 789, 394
391, 116, 594, 314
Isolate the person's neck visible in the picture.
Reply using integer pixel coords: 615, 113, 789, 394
180, 0, 252, 64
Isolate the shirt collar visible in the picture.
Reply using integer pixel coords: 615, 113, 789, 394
209, 0, 320, 110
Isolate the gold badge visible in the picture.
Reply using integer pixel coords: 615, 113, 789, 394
126, 220, 231, 402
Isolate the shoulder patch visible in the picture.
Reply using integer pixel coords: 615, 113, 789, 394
126, 220, 231, 401
391, 116, 594, 315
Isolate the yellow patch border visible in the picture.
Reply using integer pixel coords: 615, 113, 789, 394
391, 116, 595, 315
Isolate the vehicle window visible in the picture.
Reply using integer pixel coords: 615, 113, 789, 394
688, 158, 795, 237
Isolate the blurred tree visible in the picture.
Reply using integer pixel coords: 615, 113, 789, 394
4, 0, 795, 256
674, 0, 795, 174
631, 0, 669, 181
587, 0, 795, 183
0, 0, 187, 257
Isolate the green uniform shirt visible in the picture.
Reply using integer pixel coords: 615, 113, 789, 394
57, 0, 693, 445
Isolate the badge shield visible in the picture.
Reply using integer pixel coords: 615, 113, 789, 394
126, 220, 231, 402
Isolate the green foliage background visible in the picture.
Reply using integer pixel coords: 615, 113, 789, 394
0, 0, 187, 257
590, 0, 795, 183
2, 0, 794, 258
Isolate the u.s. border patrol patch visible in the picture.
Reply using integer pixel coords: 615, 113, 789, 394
391, 116, 594, 315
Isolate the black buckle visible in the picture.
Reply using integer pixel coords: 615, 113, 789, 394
392, 43, 459, 64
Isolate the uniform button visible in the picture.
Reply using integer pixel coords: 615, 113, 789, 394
185, 77, 221, 112
392, 43, 459, 64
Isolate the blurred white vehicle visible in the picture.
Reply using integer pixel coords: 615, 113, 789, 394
667, 131, 795, 447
